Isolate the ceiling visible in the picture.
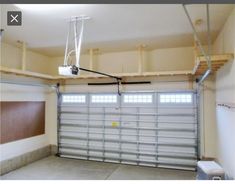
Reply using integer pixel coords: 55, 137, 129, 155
1, 4, 234, 57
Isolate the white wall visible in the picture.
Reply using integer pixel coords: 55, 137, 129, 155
0, 83, 56, 161
62, 76, 193, 93
97, 51, 139, 73
50, 47, 194, 75
213, 7, 235, 179
199, 77, 217, 159
1, 41, 195, 76
26, 49, 51, 74
1, 42, 52, 74
148, 47, 194, 71
1, 42, 22, 69
46, 92, 58, 146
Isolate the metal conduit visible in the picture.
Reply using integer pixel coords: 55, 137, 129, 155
182, 4, 212, 84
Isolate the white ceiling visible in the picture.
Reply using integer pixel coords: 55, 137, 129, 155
1, 4, 234, 56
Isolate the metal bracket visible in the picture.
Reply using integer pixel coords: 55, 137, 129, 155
79, 67, 122, 95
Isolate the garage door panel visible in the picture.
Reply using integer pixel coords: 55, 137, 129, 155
105, 142, 119, 148
122, 143, 137, 150
105, 152, 119, 158
158, 146, 196, 155
139, 116, 155, 121
139, 155, 156, 161
105, 129, 119, 134
139, 129, 155, 135
158, 123, 195, 129
157, 137, 196, 144
139, 144, 155, 151
89, 114, 103, 119
122, 154, 137, 160
158, 131, 195, 137
104, 134, 119, 139
58, 91, 198, 170
105, 115, 120, 119
60, 139, 86, 145
158, 108, 195, 114
61, 132, 86, 137
89, 151, 103, 156
158, 116, 195, 122
61, 113, 88, 120
122, 115, 137, 121
89, 134, 103, 139
121, 135, 137, 141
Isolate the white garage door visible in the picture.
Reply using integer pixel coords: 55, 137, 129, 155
58, 91, 198, 170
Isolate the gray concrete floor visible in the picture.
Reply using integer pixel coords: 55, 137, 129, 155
1, 156, 196, 180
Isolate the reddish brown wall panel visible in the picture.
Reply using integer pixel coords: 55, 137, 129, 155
0, 101, 45, 144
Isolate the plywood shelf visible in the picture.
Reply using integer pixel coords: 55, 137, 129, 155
54, 70, 193, 80
0, 65, 193, 81
0, 66, 56, 80
193, 54, 234, 75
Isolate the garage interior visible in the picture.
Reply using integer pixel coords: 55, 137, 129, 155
0, 4, 235, 180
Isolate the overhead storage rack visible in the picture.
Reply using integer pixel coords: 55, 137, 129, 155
193, 54, 234, 75
1, 54, 233, 81
0, 65, 193, 81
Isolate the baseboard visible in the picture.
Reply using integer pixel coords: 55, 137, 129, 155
50, 144, 58, 155
0, 144, 57, 176
201, 156, 215, 161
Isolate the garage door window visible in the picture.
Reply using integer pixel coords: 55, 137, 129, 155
62, 95, 86, 103
91, 94, 117, 103
123, 94, 153, 103
159, 93, 192, 103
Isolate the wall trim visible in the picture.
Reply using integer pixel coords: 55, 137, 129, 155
0, 145, 57, 176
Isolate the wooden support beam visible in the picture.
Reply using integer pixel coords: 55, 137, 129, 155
21, 42, 27, 71
197, 54, 233, 62
193, 19, 203, 63
193, 37, 200, 63
138, 45, 146, 74
89, 48, 94, 71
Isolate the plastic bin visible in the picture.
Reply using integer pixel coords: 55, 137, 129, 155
197, 161, 225, 180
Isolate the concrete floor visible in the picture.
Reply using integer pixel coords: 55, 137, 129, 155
1, 156, 196, 180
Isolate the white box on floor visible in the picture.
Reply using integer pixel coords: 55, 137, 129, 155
197, 161, 225, 180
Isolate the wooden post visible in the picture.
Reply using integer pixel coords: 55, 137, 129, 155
21, 42, 27, 71
89, 48, 94, 70
138, 45, 145, 74
193, 37, 199, 64
193, 19, 203, 64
